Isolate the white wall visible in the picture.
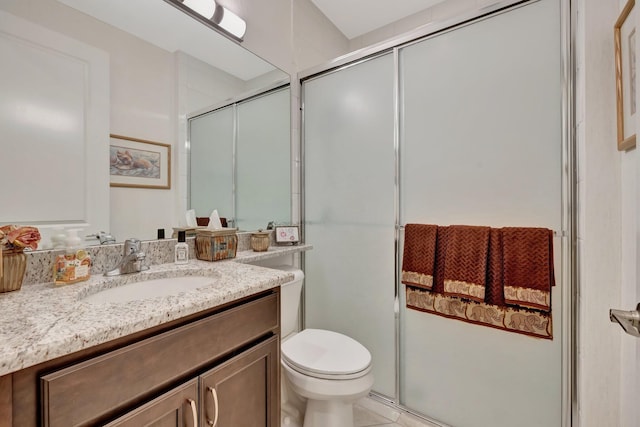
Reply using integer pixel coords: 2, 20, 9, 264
292, 0, 349, 71
620, 7, 639, 427
348, 0, 500, 52
218, 0, 294, 73
1, 0, 179, 243
620, 3, 639, 427
575, 0, 638, 425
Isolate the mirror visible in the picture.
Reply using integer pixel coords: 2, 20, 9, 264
189, 85, 291, 231
0, 0, 290, 248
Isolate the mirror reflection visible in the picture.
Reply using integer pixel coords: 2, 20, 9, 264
189, 85, 291, 232
0, 0, 290, 249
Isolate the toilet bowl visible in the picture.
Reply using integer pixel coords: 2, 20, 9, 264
274, 266, 374, 427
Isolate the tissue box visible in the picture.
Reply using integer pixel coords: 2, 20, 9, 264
171, 227, 201, 238
195, 228, 238, 261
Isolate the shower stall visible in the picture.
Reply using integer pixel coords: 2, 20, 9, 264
301, 0, 573, 426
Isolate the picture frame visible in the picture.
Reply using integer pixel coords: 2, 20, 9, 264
109, 134, 171, 189
275, 226, 300, 244
615, 0, 637, 151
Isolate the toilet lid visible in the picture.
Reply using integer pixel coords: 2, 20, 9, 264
281, 329, 372, 378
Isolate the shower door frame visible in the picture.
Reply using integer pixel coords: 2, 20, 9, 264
299, 0, 575, 425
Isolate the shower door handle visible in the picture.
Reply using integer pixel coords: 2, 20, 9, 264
610, 303, 640, 337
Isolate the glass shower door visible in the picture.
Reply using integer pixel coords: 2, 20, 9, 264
303, 53, 396, 397
399, 0, 563, 426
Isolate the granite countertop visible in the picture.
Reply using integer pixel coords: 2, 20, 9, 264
0, 244, 312, 377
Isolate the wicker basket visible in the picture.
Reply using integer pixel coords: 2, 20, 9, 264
195, 228, 238, 261
250, 230, 270, 252
1, 248, 27, 293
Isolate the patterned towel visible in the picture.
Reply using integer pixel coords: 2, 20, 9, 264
401, 224, 438, 290
432, 226, 449, 294
442, 225, 491, 303
485, 228, 505, 306
502, 227, 555, 312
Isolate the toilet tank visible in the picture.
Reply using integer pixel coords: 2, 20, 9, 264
272, 265, 304, 338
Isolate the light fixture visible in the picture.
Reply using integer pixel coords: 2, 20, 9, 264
181, 0, 215, 18
213, 4, 246, 40
165, 0, 247, 42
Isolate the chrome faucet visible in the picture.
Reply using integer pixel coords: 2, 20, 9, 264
87, 231, 116, 245
104, 239, 149, 276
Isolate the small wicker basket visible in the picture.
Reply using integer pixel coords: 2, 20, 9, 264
0, 248, 27, 293
250, 230, 270, 252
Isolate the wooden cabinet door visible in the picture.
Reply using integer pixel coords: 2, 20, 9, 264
104, 380, 198, 427
200, 336, 279, 427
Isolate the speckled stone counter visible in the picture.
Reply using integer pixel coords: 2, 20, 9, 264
234, 244, 311, 264
0, 244, 312, 377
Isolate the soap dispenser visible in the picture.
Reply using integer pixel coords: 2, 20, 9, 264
65, 229, 82, 254
53, 229, 91, 285
175, 230, 189, 264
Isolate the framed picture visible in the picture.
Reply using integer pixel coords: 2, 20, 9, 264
109, 134, 171, 189
275, 226, 300, 244
615, 0, 637, 151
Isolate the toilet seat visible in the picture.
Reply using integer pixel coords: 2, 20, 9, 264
281, 329, 372, 380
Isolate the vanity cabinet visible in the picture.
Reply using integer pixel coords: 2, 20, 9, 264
103, 336, 279, 427
104, 379, 199, 427
1, 289, 280, 427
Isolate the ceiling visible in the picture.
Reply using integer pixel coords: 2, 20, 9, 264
310, 0, 446, 39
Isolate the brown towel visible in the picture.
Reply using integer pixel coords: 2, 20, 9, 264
432, 226, 448, 294
502, 227, 555, 312
442, 225, 491, 303
401, 224, 438, 290
485, 228, 505, 306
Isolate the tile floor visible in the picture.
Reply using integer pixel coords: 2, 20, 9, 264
354, 397, 441, 427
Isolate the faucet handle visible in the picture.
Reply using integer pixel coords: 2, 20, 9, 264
123, 238, 142, 254
87, 231, 116, 245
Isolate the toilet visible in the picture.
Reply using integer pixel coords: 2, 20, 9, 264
275, 265, 374, 427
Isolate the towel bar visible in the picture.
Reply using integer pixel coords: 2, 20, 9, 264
396, 225, 566, 237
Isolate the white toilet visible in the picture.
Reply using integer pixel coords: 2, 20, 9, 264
275, 266, 374, 427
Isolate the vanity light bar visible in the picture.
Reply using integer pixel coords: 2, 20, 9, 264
165, 0, 247, 42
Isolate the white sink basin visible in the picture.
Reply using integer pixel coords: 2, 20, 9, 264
83, 276, 213, 304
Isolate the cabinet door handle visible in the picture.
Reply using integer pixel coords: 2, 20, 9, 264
187, 398, 198, 427
206, 386, 219, 427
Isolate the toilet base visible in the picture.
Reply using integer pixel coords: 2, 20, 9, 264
303, 398, 354, 427
282, 360, 374, 427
